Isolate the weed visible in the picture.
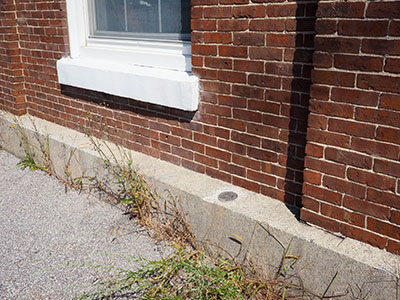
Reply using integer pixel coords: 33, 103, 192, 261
86, 135, 196, 248
12, 117, 52, 174
17, 150, 43, 171
75, 245, 282, 300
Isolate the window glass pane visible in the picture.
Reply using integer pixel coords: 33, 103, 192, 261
127, 0, 159, 33
92, 0, 190, 40
94, 0, 125, 32
160, 0, 190, 34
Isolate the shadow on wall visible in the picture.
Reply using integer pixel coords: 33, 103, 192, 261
284, 0, 318, 218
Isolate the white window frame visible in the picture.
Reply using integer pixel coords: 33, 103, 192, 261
57, 0, 199, 111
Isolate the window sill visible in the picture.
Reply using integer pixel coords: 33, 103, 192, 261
57, 56, 199, 111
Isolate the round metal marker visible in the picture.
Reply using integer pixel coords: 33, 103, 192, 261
218, 191, 238, 202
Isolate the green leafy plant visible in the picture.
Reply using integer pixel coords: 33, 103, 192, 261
17, 150, 42, 171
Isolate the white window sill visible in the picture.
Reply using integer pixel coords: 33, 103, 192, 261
57, 57, 199, 111
58, 0, 199, 112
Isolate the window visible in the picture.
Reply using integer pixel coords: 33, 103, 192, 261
90, 0, 191, 41
57, 0, 199, 111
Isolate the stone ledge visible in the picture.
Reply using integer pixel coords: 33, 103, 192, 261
0, 110, 398, 299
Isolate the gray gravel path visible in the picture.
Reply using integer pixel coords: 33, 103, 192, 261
0, 150, 168, 299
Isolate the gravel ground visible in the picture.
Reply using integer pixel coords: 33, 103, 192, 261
0, 150, 169, 299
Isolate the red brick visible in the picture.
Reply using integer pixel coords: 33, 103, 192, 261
302, 196, 320, 212
390, 21, 400, 36
366, 1, 400, 18
328, 119, 375, 139
312, 70, 355, 87
340, 223, 387, 249
218, 117, 245, 131
218, 19, 248, 31
324, 175, 366, 199
248, 74, 281, 88
203, 6, 232, 18
218, 95, 246, 108
374, 159, 400, 178
219, 45, 248, 58
232, 131, 260, 147
182, 139, 204, 154
331, 88, 379, 107
305, 143, 324, 158
233, 176, 260, 193
309, 85, 330, 101
334, 54, 383, 72
265, 62, 298, 77
362, 39, 400, 56
206, 167, 231, 183
317, 2, 365, 18
192, 67, 217, 80
376, 126, 400, 144
247, 123, 279, 139
338, 20, 388, 37
315, 19, 337, 35
233, 108, 262, 122
343, 195, 390, 220
249, 47, 283, 61
305, 157, 345, 178
194, 132, 217, 146
232, 85, 264, 99
303, 183, 343, 205
247, 169, 276, 186
347, 168, 396, 192
301, 209, 340, 233
266, 34, 296, 47
204, 57, 232, 69
192, 44, 217, 56
205, 146, 231, 162
248, 147, 278, 162
202, 80, 231, 94
313, 52, 333, 68
219, 161, 246, 177
195, 153, 218, 168
267, 3, 303, 17
233, 60, 264, 73
217, 139, 246, 156
315, 37, 360, 54
307, 128, 350, 148
351, 138, 399, 160
357, 74, 400, 94
367, 188, 400, 209
304, 169, 321, 185
218, 70, 246, 83
326, 148, 372, 169
160, 152, 181, 166
233, 5, 265, 18
232, 154, 261, 171
356, 107, 400, 128
387, 239, 400, 255
310, 100, 354, 118
191, 19, 216, 31
204, 32, 232, 44
182, 159, 205, 174
392, 210, 400, 226
233, 32, 264, 46
384, 58, 400, 74
367, 217, 400, 240
250, 19, 284, 32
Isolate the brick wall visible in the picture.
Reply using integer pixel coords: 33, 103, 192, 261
0, 0, 27, 115
1, 0, 399, 255
302, 1, 400, 254
191, 0, 317, 206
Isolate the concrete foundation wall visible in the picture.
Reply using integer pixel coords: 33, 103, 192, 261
1, 110, 398, 299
